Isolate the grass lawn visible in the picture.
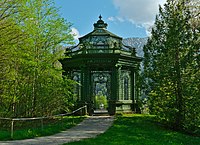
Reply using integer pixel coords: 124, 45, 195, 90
65, 114, 200, 145
0, 116, 85, 141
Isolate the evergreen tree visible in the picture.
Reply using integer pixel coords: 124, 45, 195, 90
144, 0, 199, 133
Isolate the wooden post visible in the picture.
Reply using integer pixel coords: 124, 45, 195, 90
41, 118, 43, 131
72, 111, 75, 125
72, 116, 74, 125
85, 105, 87, 115
11, 119, 14, 139
61, 116, 63, 127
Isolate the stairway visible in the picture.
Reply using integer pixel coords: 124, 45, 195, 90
93, 109, 110, 116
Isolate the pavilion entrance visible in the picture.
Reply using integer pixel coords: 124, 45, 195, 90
92, 71, 111, 112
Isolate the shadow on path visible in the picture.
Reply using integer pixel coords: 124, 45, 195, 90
0, 116, 114, 145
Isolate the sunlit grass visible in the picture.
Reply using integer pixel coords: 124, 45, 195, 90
0, 116, 85, 141
65, 114, 200, 145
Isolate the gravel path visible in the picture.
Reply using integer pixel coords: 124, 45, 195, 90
0, 116, 114, 145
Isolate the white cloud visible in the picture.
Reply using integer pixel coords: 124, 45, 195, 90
116, 16, 125, 22
70, 27, 81, 40
108, 16, 115, 21
112, 0, 166, 35
108, 16, 125, 22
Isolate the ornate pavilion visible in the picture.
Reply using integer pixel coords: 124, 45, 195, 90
60, 16, 142, 115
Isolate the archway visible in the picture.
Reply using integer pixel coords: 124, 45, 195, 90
91, 71, 110, 113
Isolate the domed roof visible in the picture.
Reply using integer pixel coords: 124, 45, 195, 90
67, 15, 137, 56
78, 15, 123, 50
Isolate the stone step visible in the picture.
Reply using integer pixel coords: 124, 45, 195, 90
93, 109, 110, 116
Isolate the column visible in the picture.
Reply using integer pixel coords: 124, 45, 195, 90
85, 68, 93, 115
80, 66, 88, 115
131, 69, 136, 112
109, 66, 119, 115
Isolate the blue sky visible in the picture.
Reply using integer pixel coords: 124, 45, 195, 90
55, 0, 166, 39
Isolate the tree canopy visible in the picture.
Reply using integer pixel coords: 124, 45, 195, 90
0, 0, 75, 117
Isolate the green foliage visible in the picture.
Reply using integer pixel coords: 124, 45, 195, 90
65, 114, 200, 145
0, 0, 75, 117
143, 0, 200, 133
95, 95, 108, 109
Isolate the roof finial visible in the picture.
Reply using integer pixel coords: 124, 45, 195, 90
99, 15, 102, 20
94, 15, 107, 29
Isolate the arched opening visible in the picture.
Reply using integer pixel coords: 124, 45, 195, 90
91, 71, 110, 113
